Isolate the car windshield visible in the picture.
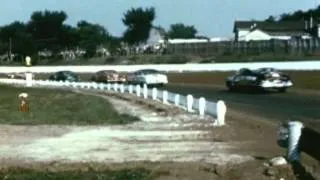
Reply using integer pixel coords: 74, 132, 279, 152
102, 70, 117, 73
61, 71, 76, 76
138, 69, 160, 74
255, 68, 280, 73
63, 71, 73, 74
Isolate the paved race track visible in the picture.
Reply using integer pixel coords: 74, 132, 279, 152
165, 83, 320, 131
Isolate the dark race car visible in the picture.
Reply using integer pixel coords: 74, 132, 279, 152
225, 68, 293, 92
49, 71, 80, 82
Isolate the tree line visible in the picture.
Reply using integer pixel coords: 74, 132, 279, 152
265, 5, 320, 22
0, 7, 199, 63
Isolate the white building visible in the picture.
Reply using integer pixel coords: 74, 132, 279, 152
233, 20, 312, 41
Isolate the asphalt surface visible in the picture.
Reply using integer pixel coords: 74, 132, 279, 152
165, 83, 320, 131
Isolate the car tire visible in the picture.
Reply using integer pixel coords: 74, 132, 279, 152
278, 88, 287, 93
157, 83, 164, 88
228, 86, 234, 92
226, 82, 234, 92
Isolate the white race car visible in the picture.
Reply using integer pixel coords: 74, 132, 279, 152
127, 69, 168, 87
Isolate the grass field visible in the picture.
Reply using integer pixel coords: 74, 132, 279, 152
0, 84, 139, 125
0, 85, 148, 179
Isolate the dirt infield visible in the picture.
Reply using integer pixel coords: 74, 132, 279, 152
0, 81, 318, 179
0, 88, 307, 179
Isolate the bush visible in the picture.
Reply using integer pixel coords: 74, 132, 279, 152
105, 56, 117, 64
166, 54, 190, 64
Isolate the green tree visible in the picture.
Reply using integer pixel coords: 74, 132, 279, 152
0, 21, 35, 58
167, 23, 197, 39
104, 35, 121, 55
268, 5, 320, 22
76, 20, 109, 57
122, 7, 155, 45
27, 10, 68, 52
60, 24, 80, 49
265, 16, 276, 22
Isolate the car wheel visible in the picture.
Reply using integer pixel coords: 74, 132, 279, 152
157, 83, 164, 88
226, 82, 235, 92
278, 88, 287, 93
227, 86, 234, 92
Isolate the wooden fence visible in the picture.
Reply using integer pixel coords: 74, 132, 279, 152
166, 38, 320, 57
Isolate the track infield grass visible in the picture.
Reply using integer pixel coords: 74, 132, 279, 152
0, 84, 139, 125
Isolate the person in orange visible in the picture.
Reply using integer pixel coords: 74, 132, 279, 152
18, 93, 29, 112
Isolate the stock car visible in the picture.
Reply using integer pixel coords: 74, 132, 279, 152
49, 71, 80, 82
225, 68, 293, 92
90, 70, 126, 83
126, 69, 168, 87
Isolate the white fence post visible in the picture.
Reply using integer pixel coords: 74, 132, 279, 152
287, 121, 304, 162
174, 94, 180, 106
107, 83, 111, 91
143, 84, 148, 99
59, 81, 63, 87
199, 97, 206, 118
65, 81, 71, 87
129, 85, 133, 94
216, 100, 227, 126
136, 85, 141, 97
88, 82, 92, 89
163, 91, 168, 104
152, 88, 157, 100
187, 94, 193, 112
72, 82, 77, 89
80, 83, 85, 89
25, 72, 33, 87
120, 84, 125, 93
113, 83, 118, 92
93, 82, 98, 90
99, 83, 104, 90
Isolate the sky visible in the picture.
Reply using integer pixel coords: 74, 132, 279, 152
0, 0, 318, 38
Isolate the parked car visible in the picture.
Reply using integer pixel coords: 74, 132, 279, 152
49, 71, 80, 82
127, 69, 168, 86
225, 67, 293, 92
90, 70, 126, 83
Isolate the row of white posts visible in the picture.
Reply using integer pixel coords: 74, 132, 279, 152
0, 75, 227, 126
82, 82, 226, 126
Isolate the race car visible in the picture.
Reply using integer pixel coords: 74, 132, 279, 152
225, 68, 293, 92
91, 70, 126, 83
49, 71, 80, 82
126, 69, 168, 87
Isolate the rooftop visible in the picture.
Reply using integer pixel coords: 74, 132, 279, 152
233, 20, 306, 32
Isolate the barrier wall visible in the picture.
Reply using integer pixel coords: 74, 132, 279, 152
0, 78, 227, 126
1, 60, 320, 73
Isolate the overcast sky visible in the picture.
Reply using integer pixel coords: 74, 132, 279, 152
0, 0, 317, 37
